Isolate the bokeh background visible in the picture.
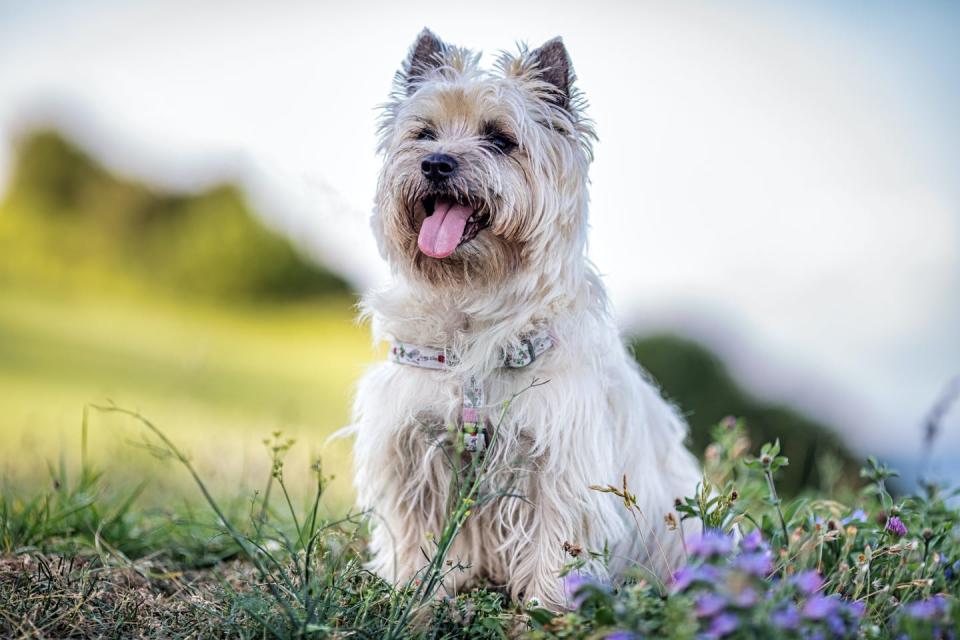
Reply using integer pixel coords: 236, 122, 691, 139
1, 0, 957, 507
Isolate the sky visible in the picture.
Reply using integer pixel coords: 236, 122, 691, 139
0, 0, 957, 471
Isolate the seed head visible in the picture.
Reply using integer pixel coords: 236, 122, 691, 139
664, 513, 678, 530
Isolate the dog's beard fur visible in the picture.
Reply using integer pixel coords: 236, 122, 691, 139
350, 29, 701, 610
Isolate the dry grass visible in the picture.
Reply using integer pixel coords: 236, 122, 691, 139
0, 553, 260, 639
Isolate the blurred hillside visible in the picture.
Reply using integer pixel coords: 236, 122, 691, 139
631, 335, 859, 494
0, 131, 349, 300
0, 129, 858, 501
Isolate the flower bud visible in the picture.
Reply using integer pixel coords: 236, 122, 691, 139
705, 444, 720, 463
732, 437, 751, 459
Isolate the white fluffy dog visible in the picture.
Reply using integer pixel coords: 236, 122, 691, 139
347, 29, 701, 609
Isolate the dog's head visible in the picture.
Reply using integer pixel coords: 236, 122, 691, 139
373, 29, 596, 289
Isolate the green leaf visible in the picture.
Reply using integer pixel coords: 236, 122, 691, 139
526, 607, 557, 626
595, 606, 616, 625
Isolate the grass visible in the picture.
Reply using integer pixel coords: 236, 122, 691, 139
2, 398, 958, 638
0, 286, 957, 638
0, 284, 531, 637
0, 285, 376, 508
0, 399, 527, 638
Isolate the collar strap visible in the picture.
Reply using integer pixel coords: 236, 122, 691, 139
389, 328, 555, 371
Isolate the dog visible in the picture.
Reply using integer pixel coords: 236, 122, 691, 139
347, 28, 701, 610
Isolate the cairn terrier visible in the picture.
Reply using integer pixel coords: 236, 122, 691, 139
348, 28, 701, 609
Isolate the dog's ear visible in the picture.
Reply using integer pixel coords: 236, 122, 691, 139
403, 28, 447, 95
528, 37, 572, 108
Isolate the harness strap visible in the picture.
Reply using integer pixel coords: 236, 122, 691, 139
389, 328, 555, 452
461, 375, 485, 452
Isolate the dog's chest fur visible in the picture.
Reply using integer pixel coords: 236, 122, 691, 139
351, 288, 700, 605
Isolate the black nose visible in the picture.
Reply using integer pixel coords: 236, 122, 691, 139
420, 153, 458, 182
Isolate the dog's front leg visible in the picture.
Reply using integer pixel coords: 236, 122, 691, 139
363, 437, 455, 583
496, 466, 609, 611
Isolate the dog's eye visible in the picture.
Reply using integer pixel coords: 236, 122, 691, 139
486, 132, 517, 154
415, 128, 436, 141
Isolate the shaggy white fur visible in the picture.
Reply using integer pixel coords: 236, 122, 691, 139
345, 29, 702, 609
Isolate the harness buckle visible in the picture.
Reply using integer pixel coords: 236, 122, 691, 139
463, 429, 486, 453
522, 338, 537, 365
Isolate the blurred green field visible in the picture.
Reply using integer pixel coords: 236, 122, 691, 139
0, 285, 374, 509
0, 130, 376, 509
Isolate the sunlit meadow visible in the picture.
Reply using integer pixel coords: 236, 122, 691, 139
1, 2, 959, 637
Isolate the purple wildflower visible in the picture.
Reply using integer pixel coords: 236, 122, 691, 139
671, 564, 720, 593
842, 509, 868, 525
706, 613, 739, 638
688, 530, 735, 559
729, 586, 758, 608
802, 595, 840, 620
792, 570, 825, 595
740, 529, 763, 552
848, 600, 866, 619
886, 515, 908, 537
695, 593, 727, 618
670, 566, 697, 592
771, 605, 801, 630
946, 559, 960, 581
827, 611, 850, 635
604, 632, 637, 640
735, 550, 773, 577
563, 573, 598, 608
700, 564, 721, 582
904, 595, 948, 621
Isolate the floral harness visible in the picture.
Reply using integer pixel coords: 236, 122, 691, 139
388, 329, 555, 452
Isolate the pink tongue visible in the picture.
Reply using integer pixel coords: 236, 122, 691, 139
417, 200, 474, 259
